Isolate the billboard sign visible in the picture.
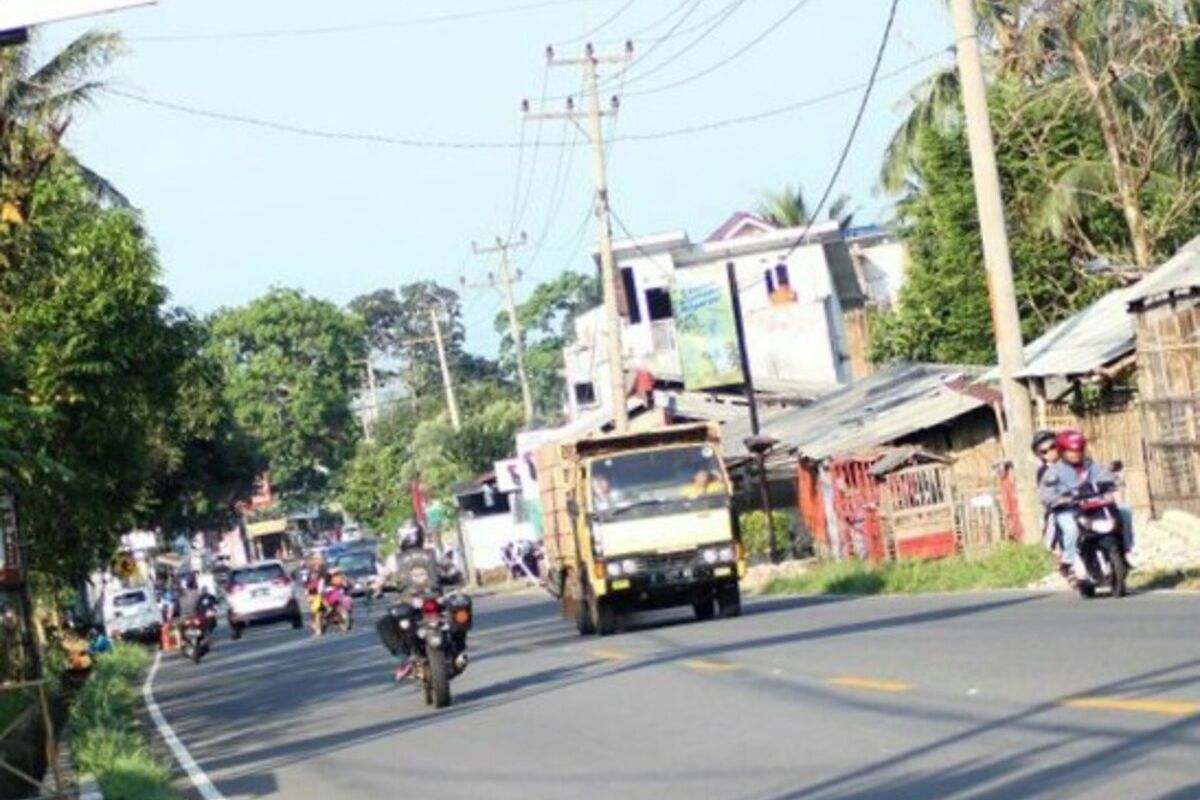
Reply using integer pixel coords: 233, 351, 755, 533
671, 264, 745, 390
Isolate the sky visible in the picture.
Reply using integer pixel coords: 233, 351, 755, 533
42, 0, 955, 356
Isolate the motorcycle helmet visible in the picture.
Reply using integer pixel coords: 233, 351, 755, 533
1031, 429, 1057, 455
1056, 428, 1087, 452
398, 520, 425, 552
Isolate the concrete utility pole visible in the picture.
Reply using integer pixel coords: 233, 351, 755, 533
471, 232, 536, 424
429, 308, 462, 432
949, 0, 1040, 541
525, 42, 633, 432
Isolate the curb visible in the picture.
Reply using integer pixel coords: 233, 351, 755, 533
79, 775, 103, 800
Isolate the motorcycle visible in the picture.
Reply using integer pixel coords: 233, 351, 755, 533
393, 590, 472, 708
1069, 462, 1129, 599
179, 615, 210, 663
315, 586, 353, 635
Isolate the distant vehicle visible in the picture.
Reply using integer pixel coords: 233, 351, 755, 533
103, 586, 161, 641
225, 561, 303, 639
332, 551, 378, 597
342, 522, 363, 542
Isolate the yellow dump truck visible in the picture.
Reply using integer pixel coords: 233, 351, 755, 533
535, 422, 745, 636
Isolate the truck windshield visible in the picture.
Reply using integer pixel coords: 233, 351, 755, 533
591, 445, 727, 518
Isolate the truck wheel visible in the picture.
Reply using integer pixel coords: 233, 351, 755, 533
717, 585, 742, 618
593, 598, 618, 637
576, 597, 596, 636
692, 598, 715, 621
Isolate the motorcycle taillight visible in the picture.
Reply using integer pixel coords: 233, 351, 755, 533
422, 598, 440, 616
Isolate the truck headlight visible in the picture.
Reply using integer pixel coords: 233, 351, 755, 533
621, 559, 639, 575
701, 548, 719, 564
606, 561, 624, 577
718, 546, 734, 562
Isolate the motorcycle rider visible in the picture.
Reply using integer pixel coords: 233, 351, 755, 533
1032, 430, 1065, 569
375, 521, 464, 681
176, 574, 218, 645
1038, 429, 1134, 583
304, 553, 332, 636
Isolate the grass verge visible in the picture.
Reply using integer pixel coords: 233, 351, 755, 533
1129, 567, 1200, 592
759, 543, 1054, 596
68, 644, 179, 800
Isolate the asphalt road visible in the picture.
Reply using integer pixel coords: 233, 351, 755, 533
148, 589, 1200, 800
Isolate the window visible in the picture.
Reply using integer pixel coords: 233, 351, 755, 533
763, 269, 775, 295
645, 287, 673, 321
574, 382, 597, 406
775, 263, 791, 287
770, 262, 797, 304
113, 591, 148, 607
230, 563, 286, 586
620, 267, 641, 323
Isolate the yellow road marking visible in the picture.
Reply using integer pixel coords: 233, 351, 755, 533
684, 659, 740, 673
1061, 697, 1200, 717
828, 675, 913, 693
590, 649, 631, 662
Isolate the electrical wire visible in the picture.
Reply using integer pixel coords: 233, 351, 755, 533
778, 0, 900, 260
625, 0, 818, 98
101, 48, 947, 150
604, 0, 708, 87
555, 0, 639, 46
609, 0, 747, 91
130, 0, 603, 43
511, 66, 552, 238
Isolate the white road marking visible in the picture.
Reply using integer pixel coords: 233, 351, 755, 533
142, 651, 226, 800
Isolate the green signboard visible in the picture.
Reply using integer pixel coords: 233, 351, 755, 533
671, 264, 745, 390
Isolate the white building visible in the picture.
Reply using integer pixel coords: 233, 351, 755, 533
562, 212, 886, 420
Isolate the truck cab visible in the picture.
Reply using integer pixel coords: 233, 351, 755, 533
539, 423, 745, 636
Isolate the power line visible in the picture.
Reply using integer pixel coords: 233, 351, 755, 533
100, 48, 947, 150
779, 0, 900, 260
129, 0, 604, 43
555, 0, 639, 46
625, 0, 818, 98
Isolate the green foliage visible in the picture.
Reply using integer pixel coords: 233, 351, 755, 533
209, 287, 365, 504
494, 270, 599, 420
69, 645, 179, 800
738, 510, 792, 558
872, 81, 1110, 365
759, 544, 1053, 596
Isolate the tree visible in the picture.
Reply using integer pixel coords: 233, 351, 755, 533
209, 288, 365, 504
493, 271, 599, 419
871, 85, 1109, 364
0, 166, 179, 579
0, 31, 126, 236
758, 185, 856, 229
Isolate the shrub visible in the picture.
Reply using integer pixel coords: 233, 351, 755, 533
739, 510, 793, 557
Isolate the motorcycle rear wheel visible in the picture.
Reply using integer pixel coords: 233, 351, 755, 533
428, 648, 453, 708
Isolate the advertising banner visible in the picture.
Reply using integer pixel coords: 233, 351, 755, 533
671, 264, 745, 390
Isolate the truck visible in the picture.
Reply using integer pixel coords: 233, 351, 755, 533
535, 422, 745, 636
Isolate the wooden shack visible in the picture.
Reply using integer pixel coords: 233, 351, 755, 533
1126, 238, 1200, 516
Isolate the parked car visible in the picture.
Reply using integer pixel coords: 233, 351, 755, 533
225, 560, 303, 639
103, 586, 161, 642
332, 551, 378, 597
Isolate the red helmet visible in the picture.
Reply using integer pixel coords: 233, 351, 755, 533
1056, 429, 1087, 452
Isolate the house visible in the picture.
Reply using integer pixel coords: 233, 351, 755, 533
844, 224, 910, 310
561, 213, 876, 421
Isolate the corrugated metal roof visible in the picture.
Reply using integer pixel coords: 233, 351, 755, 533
1126, 234, 1200, 303
1013, 285, 1137, 379
713, 364, 988, 461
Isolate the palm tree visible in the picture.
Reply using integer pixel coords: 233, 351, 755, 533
0, 31, 125, 225
759, 185, 856, 230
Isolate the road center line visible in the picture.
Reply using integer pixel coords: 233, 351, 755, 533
827, 675, 913, 693
142, 651, 226, 800
1060, 696, 1200, 717
684, 659, 740, 673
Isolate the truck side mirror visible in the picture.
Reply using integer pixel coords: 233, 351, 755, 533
1111, 460, 1124, 473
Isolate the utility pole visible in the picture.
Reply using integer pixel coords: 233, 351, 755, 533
471, 232, 535, 424
949, 0, 1040, 541
525, 41, 632, 432
429, 308, 462, 432
362, 356, 380, 443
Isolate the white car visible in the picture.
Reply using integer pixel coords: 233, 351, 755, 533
103, 586, 161, 641
225, 560, 303, 639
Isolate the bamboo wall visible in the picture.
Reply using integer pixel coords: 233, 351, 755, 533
1134, 293, 1200, 516
1043, 399, 1152, 514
